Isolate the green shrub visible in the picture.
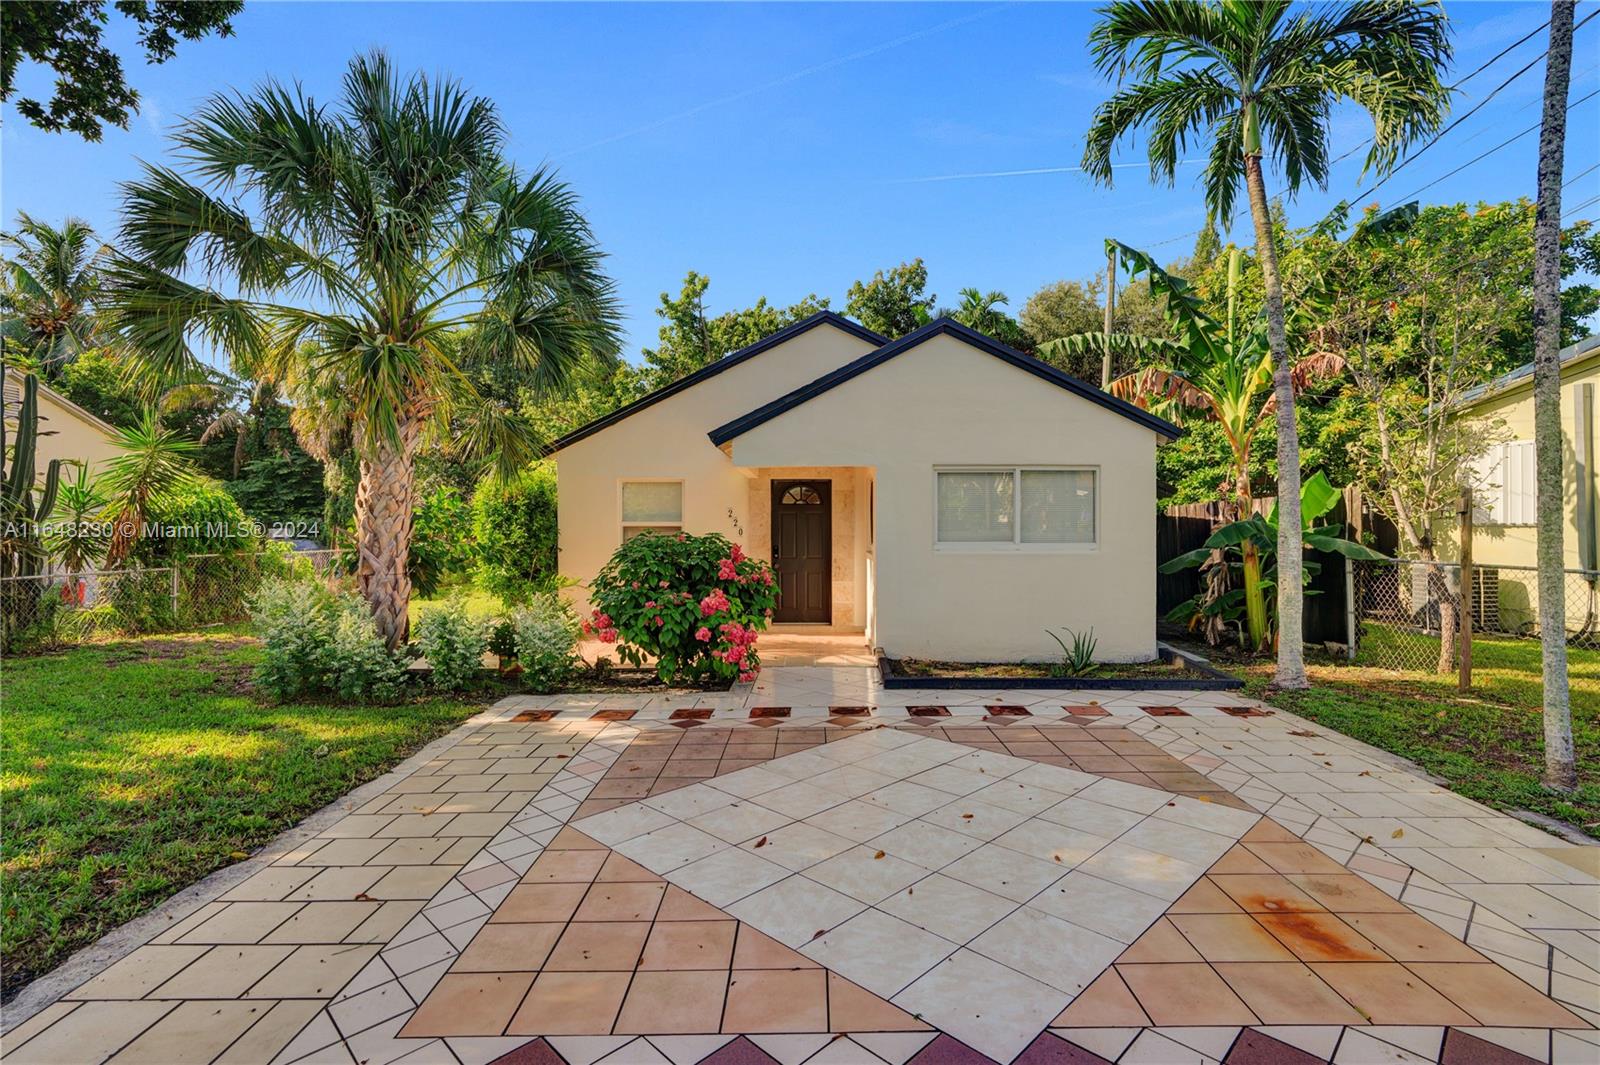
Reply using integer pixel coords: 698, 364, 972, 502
472, 463, 558, 603
105, 568, 177, 633
133, 478, 249, 563
411, 485, 474, 598
249, 578, 407, 703
588, 531, 778, 683
511, 593, 580, 692
415, 598, 490, 691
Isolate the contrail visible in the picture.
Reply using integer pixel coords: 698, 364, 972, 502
885, 159, 1206, 184
556, 4, 1017, 158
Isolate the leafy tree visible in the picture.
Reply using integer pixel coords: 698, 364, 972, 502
472, 463, 558, 603
642, 271, 826, 386
51, 347, 143, 426
103, 52, 621, 646
523, 359, 650, 443
1022, 273, 1167, 380
101, 410, 198, 565
1, 1, 242, 140
410, 484, 473, 598
0, 214, 107, 377
845, 259, 935, 339
1083, 0, 1453, 688
943, 288, 1034, 352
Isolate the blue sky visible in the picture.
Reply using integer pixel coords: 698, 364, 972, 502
3, 1, 1598, 361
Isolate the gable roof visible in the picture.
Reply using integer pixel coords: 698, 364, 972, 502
543, 311, 886, 454
707, 317, 1182, 446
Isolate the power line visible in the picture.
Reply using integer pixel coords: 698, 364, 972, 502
1566, 161, 1600, 189
1565, 193, 1600, 221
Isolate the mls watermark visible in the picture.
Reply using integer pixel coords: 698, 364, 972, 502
3, 520, 321, 541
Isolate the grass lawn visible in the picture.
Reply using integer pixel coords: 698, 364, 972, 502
0, 632, 486, 1000
1222, 635, 1599, 838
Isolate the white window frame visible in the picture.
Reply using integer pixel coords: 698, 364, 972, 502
619, 478, 685, 541
932, 465, 1099, 552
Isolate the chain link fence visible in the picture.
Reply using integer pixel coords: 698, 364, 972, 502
1349, 557, 1599, 702
0, 548, 353, 652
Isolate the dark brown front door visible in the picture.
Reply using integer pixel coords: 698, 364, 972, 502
771, 480, 831, 623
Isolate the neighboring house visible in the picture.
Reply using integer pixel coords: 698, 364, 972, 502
548, 312, 1179, 662
1, 373, 121, 475
1436, 335, 1600, 635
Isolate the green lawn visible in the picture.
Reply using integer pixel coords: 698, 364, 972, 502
1232, 638, 1599, 838
0, 633, 485, 1000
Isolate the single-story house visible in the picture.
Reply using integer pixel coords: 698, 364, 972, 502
1433, 335, 1599, 634
547, 312, 1179, 662
1, 373, 121, 475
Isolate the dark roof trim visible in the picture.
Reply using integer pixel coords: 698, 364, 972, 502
707, 317, 1182, 446
543, 311, 886, 454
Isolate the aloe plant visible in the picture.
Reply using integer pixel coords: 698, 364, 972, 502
2, 363, 65, 647
1047, 627, 1099, 677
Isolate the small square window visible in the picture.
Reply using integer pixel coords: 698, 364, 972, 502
621, 481, 682, 539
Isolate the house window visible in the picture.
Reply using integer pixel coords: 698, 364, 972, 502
935, 467, 1096, 547
1472, 441, 1536, 526
621, 481, 683, 540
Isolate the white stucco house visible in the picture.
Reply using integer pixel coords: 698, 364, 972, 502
547, 312, 1179, 662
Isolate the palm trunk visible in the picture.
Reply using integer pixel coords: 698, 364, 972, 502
1534, 0, 1576, 791
1243, 153, 1307, 687
354, 417, 421, 650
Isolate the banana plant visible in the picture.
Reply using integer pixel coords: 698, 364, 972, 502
1160, 471, 1384, 651
2, 363, 65, 646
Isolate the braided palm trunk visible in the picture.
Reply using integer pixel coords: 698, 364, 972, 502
355, 417, 422, 649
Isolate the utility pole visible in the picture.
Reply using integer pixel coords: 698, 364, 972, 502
1102, 244, 1116, 389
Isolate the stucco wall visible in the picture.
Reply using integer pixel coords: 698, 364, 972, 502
727, 332, 1162, 662
553, 323, 879, 619
6, 382, 122, 474
744, 466, 871, 630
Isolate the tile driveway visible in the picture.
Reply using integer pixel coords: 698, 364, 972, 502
2, 666, 1597, 1065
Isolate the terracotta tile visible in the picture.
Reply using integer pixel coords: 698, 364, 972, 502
548, 827, 608, 850
658, 884, 731, 922
506, 971, 630, 1035
592, 709, 636, 721
671, 709, 714, 720
596, 852, 661, 883
1168, 914, 1297, 962
400, 972, 534, 1036
1308, 961, 1476, 1025
1406, 961, 1587, 1027
1208, 846, 1277, 876
494, 883, 589, 924
1212, 960, 1365, 1024
1168, 878, 1245, 914
639, 919, 738, 970
545, 921, 650, 971
1116, 962, 1258, 1025
1241, 819, 1301, 844
907, 706, 951, 717
1283, 872, 1409, 913
1140, 706, 1188, 716
574, 881, 667, 922
591, 780, 654, 800
1243, 841, 1349, 876
1117, 918, 1204, 963
1061, 705, 1108, 716
615, 969, 729, 1033
826, 971, 931, 1031
1340, 912, 1486, 962
1224, 1028, 1328, 1065
1210, 873, 1324, 913
732, 925, 819, 970
722, 968, 828, 1032
456, 923, 564, 972
1256, 911, 1391, 963
1051, 968, 1151, 1027
522, 849, 608, 884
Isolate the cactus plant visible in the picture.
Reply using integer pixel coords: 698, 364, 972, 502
2, 362, 65, 649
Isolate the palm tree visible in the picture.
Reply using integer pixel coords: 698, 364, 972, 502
100, 412, 199, 566
48, 463, 111, 577
1043, 241, 1343, 651
1532, 1, 1575, 791
159, 373, 262, 478
947, 288, 1033, 351
102, 52, 622, 646
1082, 0, 1452, 687
0, 213, 108, 377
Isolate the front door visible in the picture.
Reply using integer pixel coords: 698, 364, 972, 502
771, 480, 831, 623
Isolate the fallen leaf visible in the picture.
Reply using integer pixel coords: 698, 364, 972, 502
873, 850, 886, 860
1053, 855, 1062, 862
1288, 730, 1318, 737
1358, 770, 1372, 777
354, 892, 374, 901
1391, 828, 1404, 839
961, 813, 974, 820
556, 753, 569, 758
228, 851, 249, 860
753, 836, 768, 848
811, 929, 826, 941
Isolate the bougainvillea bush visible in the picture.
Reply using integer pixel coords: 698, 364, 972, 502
587, 531, 777, 683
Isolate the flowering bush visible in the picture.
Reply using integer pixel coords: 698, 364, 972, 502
588, 531, 777, 683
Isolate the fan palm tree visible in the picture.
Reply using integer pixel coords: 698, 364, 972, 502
0, 213, 108, 377
1082, 0, 1452, 687
102, 52, 622, 646
1043, 241, 1344, 651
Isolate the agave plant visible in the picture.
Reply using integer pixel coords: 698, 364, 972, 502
1160, 471, 1383, 650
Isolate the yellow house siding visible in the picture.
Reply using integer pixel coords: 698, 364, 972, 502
2, 378, 121, 476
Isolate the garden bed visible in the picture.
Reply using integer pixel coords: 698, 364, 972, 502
493, 663, 733, 693
878, 644, 1241, 689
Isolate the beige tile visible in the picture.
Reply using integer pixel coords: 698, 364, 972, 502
2, 1001, 174, 1065
176, 902, 303, 944
212, 1000, 327, 1064
65, 945, 210, 1000
0, 1002, 81, 1053
245, 943, 382, 998
367, 865, 459, 900
320, 815, 395, 839
286, 866, 390, 901
106, 1000, 268, 1064
150, 945, 296, 999
262, 901, 382, 943
219, 867, 320, 902
368, 838, 456, 865
293, 838, 394, 866
347, 900, 428, 943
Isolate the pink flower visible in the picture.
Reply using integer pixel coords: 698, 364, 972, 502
739, 670, 757, 682
717, 559, 738, 580
632, 581, 641, 589
598, 629, 618, 644
580, 619, 592, 635
644, 600, 657, 609
695, 626, 712, 642
593, 612, 612, 629
654, 615, 664, 626
699, 588, 730, 617
658, 580, 670, 588
730, 543, 746, 563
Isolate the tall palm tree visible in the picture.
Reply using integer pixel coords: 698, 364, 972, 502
1532, 1, 1575, 791
102, 52, 622, 646
1044, 241, 1343, 651
0, 213, 108, 377
1082, 0, 1452, 687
